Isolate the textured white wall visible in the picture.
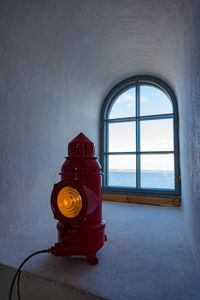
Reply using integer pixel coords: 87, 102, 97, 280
0, 0, 199, 270
178, 0, 200, 270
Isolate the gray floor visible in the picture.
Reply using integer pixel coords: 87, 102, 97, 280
1, 202, 200, 300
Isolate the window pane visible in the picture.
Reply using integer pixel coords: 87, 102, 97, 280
108, 122, 136, 152
140, 85, 172, 116
140, 119, 174, 151
141, 154, 175, 189
107, 155, 136, 187
108, 88, 136, 119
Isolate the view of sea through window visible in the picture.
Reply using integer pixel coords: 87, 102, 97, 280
107, 84, 175, 190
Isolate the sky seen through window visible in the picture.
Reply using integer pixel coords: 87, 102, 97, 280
108, 86, 174, 172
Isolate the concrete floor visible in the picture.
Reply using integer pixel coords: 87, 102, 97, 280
1, 202, 200, 300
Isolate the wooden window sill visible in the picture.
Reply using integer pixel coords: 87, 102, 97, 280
102, 193, 181, 207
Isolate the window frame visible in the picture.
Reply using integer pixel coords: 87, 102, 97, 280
100, 75, 181, 198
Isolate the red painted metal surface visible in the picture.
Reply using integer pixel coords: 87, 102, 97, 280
51, 133, 106, 264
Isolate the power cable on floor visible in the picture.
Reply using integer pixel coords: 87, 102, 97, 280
17, 271, 21, 300
8, 247, 54, 300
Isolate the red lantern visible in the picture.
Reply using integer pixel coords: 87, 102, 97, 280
51, 133, 106, 264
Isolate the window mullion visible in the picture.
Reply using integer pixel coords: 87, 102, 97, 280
136, 83, 141, 189
105, 122, 109, 186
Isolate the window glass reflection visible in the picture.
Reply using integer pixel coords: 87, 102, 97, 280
140, 119, 174, 151
140, 154, 175, 189
109, 88, 136, 119
108, 122, 136, 152
140, 85, 172, 116
108, 155, 136, 187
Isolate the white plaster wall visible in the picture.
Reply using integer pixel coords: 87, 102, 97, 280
0, 0, 199, 269
178, 0, 200, 270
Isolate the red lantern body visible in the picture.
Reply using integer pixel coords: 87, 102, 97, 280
51, 133, 106, 264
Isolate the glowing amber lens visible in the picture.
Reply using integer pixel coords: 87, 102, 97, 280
57, 187, 82, 218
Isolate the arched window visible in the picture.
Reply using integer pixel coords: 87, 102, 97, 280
100, 76, 181, 199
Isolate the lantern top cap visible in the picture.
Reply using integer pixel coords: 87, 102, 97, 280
69, 132, 93, 145
68, 132, 95, 157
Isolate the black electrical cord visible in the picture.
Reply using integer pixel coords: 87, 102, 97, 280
8, 247, 54, 300
17, 271, 21, 300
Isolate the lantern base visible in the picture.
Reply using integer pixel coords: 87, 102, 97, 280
87, 254, 99, 265
53, 220, 106, 265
